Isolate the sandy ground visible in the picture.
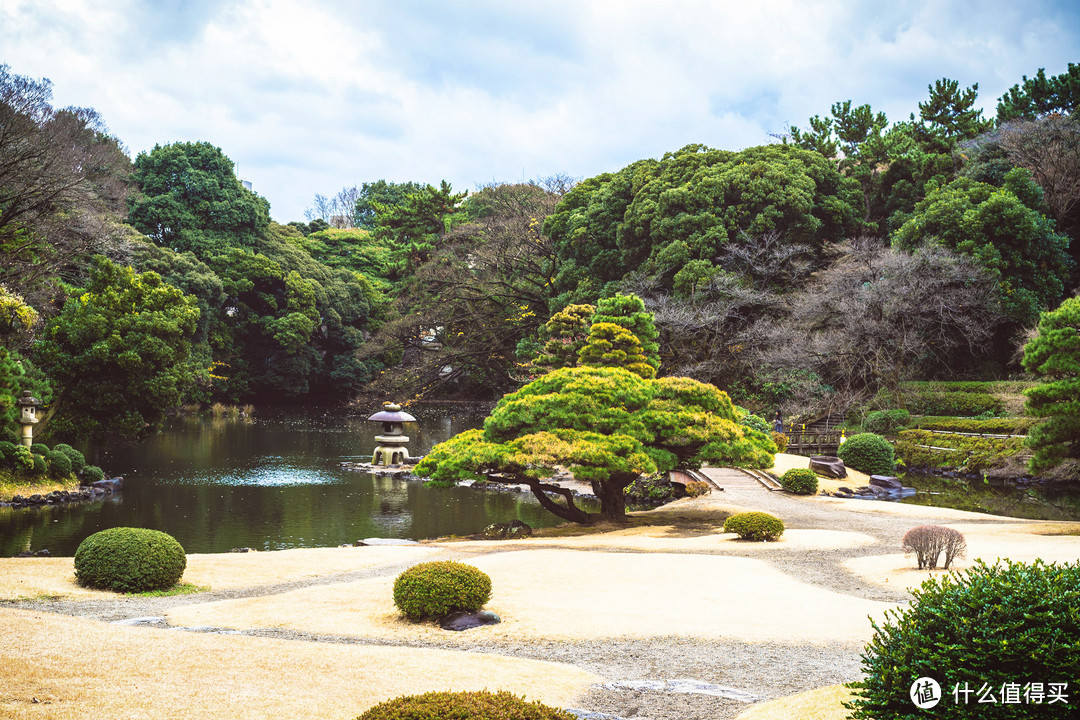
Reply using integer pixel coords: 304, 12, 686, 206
0, 608, 598, 720
3, 459, 1079, 720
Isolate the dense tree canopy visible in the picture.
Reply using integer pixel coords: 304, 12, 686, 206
893, 170, 1072, 324
127, 141, 270, 255
416, 366, 775, 522
33, 257, 200, 446
1022, 296, 1080, 476
997, 63, 1080, 122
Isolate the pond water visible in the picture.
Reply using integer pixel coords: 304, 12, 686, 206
0, 408, 595, 557
899, 471, 1080, 522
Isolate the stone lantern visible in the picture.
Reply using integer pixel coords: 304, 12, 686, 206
368, 402, 416, 466
16, 390, 41, 449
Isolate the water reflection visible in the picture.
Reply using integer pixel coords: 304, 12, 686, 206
0, 408, 594, 556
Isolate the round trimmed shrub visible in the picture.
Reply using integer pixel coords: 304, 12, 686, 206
780, 468, 818, 495
30, 442, 49, 456
864, 409, 910, 434
0, 440, 16, 463
837, 432, 895, 476
846, 559, 1080, 719
81, 464, 104, 483
357, 690, 575, 720
9, 445, 33, 470
46, 450, 73, 478
723, 511, 784, 541
393, 560, 492, 621
30, 453, 47, 476
53, 443, 86, 473
74, 527, 186, 592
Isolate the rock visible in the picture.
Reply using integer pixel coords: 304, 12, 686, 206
229, 547, 255, 553
440, 610, 501, 631
91, 478, 123, 493
869, 475, 902, 490
809, 456, 847, 478
33, 549, 50, 557
482, 519, 533, 540
356, 537, 418, 546
112, 616, 166, 626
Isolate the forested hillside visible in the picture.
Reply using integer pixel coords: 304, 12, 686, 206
2, 61, 1078, 453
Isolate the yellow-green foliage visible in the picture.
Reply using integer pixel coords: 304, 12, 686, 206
357, 691, 575, 720
907, 416, 1036, 434
392, 561, 492, 621
896, 429, 1027, 471
724, 511, 785, 541
779, 468, 818, 495
684, 480, 711, 497
74, 528, 187, 593
1023, 296, 1080, 473
578, 321, 656, 378
415, 366, 775, 521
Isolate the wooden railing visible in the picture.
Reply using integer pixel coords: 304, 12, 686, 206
783, 431, 843, 457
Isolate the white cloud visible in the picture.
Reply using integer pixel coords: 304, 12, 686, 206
2, 0, 1077, 221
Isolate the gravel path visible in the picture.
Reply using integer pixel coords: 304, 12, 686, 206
2, 478, 1025, 720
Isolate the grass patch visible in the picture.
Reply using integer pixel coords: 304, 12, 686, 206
0, 471, 79, 501
130, 582, 209, 597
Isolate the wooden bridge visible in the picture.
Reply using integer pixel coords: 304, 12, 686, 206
781, 414, 843, 457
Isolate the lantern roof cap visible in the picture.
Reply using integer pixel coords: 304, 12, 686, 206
367, 401, 415, 423
17, 391, 41, 407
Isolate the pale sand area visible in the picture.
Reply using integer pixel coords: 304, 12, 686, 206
734, 684, 853, 720
167, 549, 895, 644
845, 520, 1080, 593
769, 453, 868, 494
0, 545, 441, 601
0, 608, 599, 720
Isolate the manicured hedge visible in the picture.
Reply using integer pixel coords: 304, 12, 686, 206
393, 561, 492, 621
357, 691, 575, 720
895, 430, 1026, 471
779, 468, 818, 495
846, 559, 1080, 720
74, 527, 187, 592
906, 416, 1036, 434
837, 432, 895, 476
723, 511, 784, 541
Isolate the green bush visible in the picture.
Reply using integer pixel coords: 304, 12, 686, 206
0, 440, 17, 465
723, 511, 784, 541
74, 527, 187, 592
30, 442, 49, 455
46, 450, 73, 478
895, 430, 1025, 471
907, 416, 1036, 434
846, 559, 1080, 719
356, 691, 575, 720
901, 380, 1036, 394
9, 445, 33, 471
52, 443, 86, 473
779, 468, 818, 495
81, 464, 104, 483
735, 406, 772, 435
906, 391, 1005, 417
30, 453, 47, 476
838, 433, 895, 476
393, 561, 492, 621
864, 409, 910, 434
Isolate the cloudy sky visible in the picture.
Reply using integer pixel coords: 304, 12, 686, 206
3, 0, 1079, 222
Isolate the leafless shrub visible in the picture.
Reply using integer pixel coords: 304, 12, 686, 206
902, 525, 967, 570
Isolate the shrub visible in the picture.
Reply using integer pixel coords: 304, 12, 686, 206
735, 406, 772, 435
846, 559, 1080, 719
864, 409, 910, 434
902, 525, 966, 569
907, 416, 1036, 434
52, 443, 86, 472
684, 480, 711, 497
46, 450, 73, 478
723, 511, 784, 541
30, 453, 47, 476
906, 391, 1005, 417
356, 691, 575, 720
81, 464, 104, 483
771, 431, 788, 453
895, 430, 1025, 471
0, 440, 17, 466
393, 561, 492, 621
779, 468, 818, 495
74, 527, 187, 592
9, 445, 33, 471
30, 442, 49, 456
837, 433, 895, 475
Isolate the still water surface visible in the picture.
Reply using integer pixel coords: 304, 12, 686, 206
0, 409, 592, 556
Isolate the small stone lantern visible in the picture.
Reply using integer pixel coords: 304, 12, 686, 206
368, 402, 416, 466
16, 390, 41, 449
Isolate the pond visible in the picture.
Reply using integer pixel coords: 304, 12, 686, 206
0, 408, 595, 557
899, 471, 1080, 522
